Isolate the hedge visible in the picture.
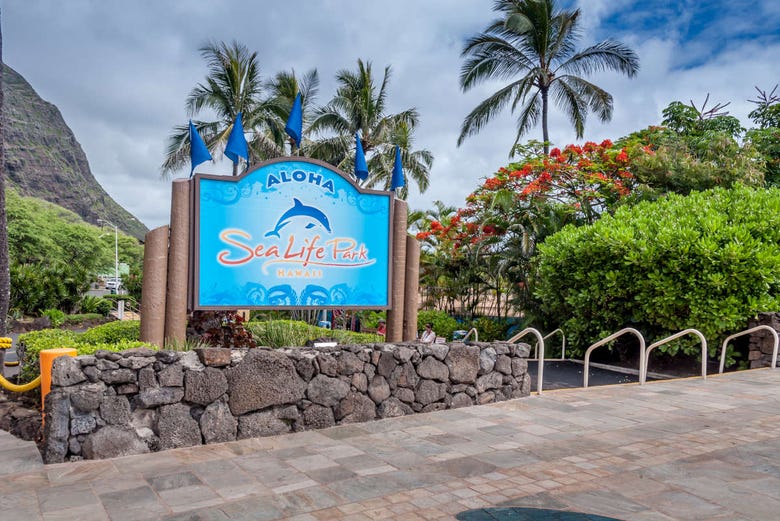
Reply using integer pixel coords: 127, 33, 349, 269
535, 186, 780, 359
17, 321, 151, 382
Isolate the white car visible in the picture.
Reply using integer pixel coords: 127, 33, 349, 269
105, 277, 122, 290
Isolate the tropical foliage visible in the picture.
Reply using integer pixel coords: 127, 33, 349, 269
535, 187, 780, 359
17, 321, 151, 382
162, 40, 267, 176
6, 189, 143, 315
164, 46, 433, 199
459, 0, 639, 154
308, 59, 433, 197
417, 91, 780, 352
245, 319, 382, 348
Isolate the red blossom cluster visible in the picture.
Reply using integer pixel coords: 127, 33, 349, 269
420, 139, 644, 252
474, 139, 637, 211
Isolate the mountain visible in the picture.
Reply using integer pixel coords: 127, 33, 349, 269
3, 64, 148, 240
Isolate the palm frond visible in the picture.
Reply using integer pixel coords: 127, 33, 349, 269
550, 79, 588, 138
459, 81, 528, 146
557, 40, 640, 78
511, 94, 542, 153
556, 75, 613, 122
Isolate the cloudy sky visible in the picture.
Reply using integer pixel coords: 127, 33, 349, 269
4, 0, 779, 231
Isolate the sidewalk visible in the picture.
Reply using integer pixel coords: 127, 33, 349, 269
1, 369, 779, 520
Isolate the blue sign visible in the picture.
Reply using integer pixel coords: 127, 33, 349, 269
193, 158, 393, 309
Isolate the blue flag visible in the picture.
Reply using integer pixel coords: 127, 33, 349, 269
391, 145, 405, 191
189, 120, 212, 176
225, 112, 248, 165
354, 132, 369, 181
285, 93, 303, 148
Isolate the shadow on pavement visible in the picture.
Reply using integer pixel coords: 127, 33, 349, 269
457, 507, 624, 520
529, 360, 656, 391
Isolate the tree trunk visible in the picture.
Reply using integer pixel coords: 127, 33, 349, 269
541, 87, 550, 155
0, 10, 9, 335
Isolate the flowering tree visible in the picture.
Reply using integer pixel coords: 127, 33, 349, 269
416, 138, 643, 319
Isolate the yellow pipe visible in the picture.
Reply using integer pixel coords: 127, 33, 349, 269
0, 374, 41, 393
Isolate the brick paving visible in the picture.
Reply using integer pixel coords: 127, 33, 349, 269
1, 369, 780, 520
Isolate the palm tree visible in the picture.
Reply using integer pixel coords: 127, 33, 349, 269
264, 68, 319, 156
162, 40, 268, 176
459, 0, 639, 155
308, 59, 433, 197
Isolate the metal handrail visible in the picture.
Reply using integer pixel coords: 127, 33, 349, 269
583, 328, 645, 388
644, 329, 707, 383
531, 328, 566, 360
462, 328, 479, 343
719, 325, 778, 374
507, 327, 544, 395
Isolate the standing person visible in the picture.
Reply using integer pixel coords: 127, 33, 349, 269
420, 323, 436, 343
376, 319, 386, 337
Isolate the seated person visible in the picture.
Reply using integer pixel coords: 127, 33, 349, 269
420, 323, 436, 343
376, 319, 386, 336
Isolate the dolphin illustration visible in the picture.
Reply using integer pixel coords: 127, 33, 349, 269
265, 198, 332, 238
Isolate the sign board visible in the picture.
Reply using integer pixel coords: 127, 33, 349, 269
193, 158, 393, 309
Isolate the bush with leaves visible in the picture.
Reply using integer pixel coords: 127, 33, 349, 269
79, 295, 113, 316
188, 311, 257, 348
16, 327, 153, 382
64, 313, 105, 326
535, 186, 780, 362
416, 310, 459, 341
6, 189, 144, 315
78, 320, 140, 345
41, 309, 66, 328
245, 320, 382, 348
621, 126, 764, 197
466, 316, 513, 342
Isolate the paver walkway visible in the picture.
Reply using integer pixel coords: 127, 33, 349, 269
0, 429, 42, 478
2, 369, 779, 520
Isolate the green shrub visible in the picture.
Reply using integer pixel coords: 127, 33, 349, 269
17, 326, 153, 382
41, 309, 66, 328
80, 295, 113, 316
417, 310, 459, 341
75, 340, 155, 356
535, 186, 780, 361
246, 320, 383, 348
78, 320, 140, 345
359, 310, 386, 330
247, 320, 313, 347
17, 329, 79, 382
64, 313, 104, 325
328, 329, 383, 344
467, 317, 512, 342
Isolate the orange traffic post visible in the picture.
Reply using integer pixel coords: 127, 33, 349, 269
40, 348, 77, 410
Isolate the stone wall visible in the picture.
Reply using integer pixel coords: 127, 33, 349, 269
43, 341, 531, 463
747, 313, 780, 368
